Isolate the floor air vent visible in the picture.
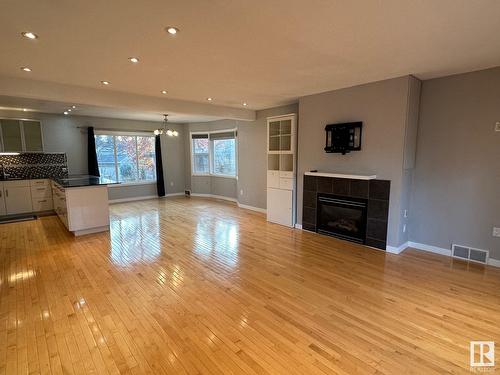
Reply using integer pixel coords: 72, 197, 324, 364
452, 244, 489, 264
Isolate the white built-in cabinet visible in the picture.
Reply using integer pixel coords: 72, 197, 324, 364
266, 114, 296, 227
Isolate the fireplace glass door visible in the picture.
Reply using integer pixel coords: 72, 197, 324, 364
317, 194, 367, 243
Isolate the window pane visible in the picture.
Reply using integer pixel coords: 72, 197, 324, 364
193, 138, 209, 154
137, 136, 156, 181
116, 136, 138, 182
194, 154, 209, 174
213, 139, 236, 175
95, 135, 117, 180
192, 138, 209, 174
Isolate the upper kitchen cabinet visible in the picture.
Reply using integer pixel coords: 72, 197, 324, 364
0, 119, 44, 152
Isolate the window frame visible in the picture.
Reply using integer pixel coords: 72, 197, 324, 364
95, 130, 157, 186
190, 128, 238, 179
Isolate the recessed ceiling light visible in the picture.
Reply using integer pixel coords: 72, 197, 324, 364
165, 26, 179, 35
21, 67, 32, 72
128, 57, 139, 63
101, 80, 110, 85
207, 97, 213, 102
63, 111, 69, 115
21, 31, 38, 40
72, 105, 76, 109
243, 102, 248, 106
161, 90, 168, 94
67, 109, 72, 112
23, 108, 28, 112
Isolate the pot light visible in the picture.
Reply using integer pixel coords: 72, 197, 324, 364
100, 80, 110, 85
166, 26, 179, 35
21, 31, 38, 40
72, 105, 76, 109
207, 97, 213, 102
129, 57, 139, 63
23, 108, 28, 112
21, 67, 32, 72
67, 109, 72, 112
161, 90, 168, 94
243, 102, 248, 106
63, 111, 69, 115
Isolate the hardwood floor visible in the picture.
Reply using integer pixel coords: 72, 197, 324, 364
1, 196, 499, 374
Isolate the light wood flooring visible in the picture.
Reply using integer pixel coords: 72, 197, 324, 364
1, 197, 500, 374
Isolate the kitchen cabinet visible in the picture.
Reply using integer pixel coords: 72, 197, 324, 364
0, 183, 6, 216
0, 119, 44, 152
4, 180, 33, 214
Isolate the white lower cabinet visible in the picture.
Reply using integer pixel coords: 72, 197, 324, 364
0, 183, 6, 216
267, 188, 293, 227
4, 180, 33, 215
0, 179, 54, 216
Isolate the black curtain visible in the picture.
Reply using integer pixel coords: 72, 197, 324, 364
87, 126, 100, 176
155, 135, 165, 197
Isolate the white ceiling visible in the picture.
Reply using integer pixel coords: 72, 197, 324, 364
1, 0, 500, 120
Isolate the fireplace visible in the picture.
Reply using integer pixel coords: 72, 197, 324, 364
316, 193, 367, 244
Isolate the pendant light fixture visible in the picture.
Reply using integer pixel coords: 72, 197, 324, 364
154, 114, 178, 136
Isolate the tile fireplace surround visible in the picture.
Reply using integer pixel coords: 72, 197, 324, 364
302, 172, 391, 250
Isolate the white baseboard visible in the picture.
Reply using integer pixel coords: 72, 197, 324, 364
294, 223, 303, 230
190, 193, 237, 203
237, 202, 266, 213
109, 195, 158, 204
408, 241, 452, 256
386, 241, 409, 254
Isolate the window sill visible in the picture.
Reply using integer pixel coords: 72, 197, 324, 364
191, 174, 237, 180
108, 181, 157, 188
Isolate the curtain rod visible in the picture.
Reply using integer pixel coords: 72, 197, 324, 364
76, 126, 155, 133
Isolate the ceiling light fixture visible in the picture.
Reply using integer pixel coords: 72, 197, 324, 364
23, 108, 28, 112
207, 97, 213, 102
165, 26, 179, 35
67, 109, 72, 112
154, 114, 178, 136
101, 80, 110, 85
129, 57, 139, 63
63, 111, 69, 115
161, 90, 168, 94
21, 31, 38, 40
21, 67, 32, 72
72, 105, 76, 109
243, 102, 248, 106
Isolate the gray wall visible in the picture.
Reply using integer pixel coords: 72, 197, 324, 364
297, 77, 414, 247
186, 104, 298, 208
410, 67, 500, 259
0, 111, 186, 200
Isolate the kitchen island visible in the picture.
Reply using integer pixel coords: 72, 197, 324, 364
52, 175, 118, 236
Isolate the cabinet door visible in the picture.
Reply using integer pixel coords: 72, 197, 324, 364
0, 183, 5, 216
23, 121, 43, 151
266, 188, 292, 227
5, 186, 33, 214
1, 120, 22, 152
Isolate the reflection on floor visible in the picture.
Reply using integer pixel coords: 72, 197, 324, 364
1, 196, 500, 374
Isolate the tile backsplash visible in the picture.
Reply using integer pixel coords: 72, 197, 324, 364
0, 153, 68, 179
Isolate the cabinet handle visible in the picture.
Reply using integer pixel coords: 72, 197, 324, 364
38, 200, 46, 203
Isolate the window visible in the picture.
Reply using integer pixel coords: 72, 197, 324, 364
191, 130, 237, 177
191, 134, 209, 174
95, 133, 156, 183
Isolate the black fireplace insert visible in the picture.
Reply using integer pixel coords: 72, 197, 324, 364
316, 193, 367, 243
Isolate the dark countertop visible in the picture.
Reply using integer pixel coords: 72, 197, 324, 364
0, 175, 119, 188
52, 175, 120, 188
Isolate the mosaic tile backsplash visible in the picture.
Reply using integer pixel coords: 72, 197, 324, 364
0, 153, 68, 179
